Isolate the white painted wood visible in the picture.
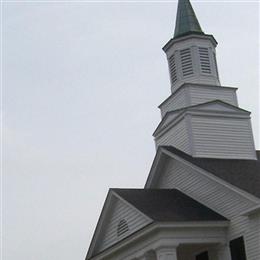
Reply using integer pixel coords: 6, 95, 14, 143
155, 109, 255, 160
155, 118, 191, 155
246, 213, 260, 260
90, 222, 228, 260
153, 156, 260, 260
96, 196, 151, 254
156, 247, 178, 260
164, 35, 220, 93
159, 112, 183, 129
160, 87, 188, 118
193, 102, 240, 112
156, 100, 249, 137
216, 244, 232, 260
188, 85, 238, 107
160, 85, 238, 118
191, 116, 256, 159
139, 251, 157, 260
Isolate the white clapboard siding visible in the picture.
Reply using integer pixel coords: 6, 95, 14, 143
160, 88, 187, 118
160, 85, 237, 117
155, 118, 191, 155
246, 213, 260, 260
154, 158, 260, 259
160, 111, 183, 128
188, 86, 237, 107
97, 197, 151, 253
196, 102, 241, 113
191, 116, 256, 159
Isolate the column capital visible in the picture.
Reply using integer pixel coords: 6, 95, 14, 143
139, 250, 156, 260
152, 238, 179, 251
155, 245, 178, 260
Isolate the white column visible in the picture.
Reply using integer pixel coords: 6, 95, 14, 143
217, 244, 232, 260
156, 247, 178, 260
140, 251, 156, 260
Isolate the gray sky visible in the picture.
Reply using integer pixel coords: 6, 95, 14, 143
3, 1, 259, 260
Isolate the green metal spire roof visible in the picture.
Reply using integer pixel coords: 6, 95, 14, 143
174, 0, 204, 39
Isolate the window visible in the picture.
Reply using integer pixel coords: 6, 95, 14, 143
199, 47, 211, 74
180, 48, 193, 77
117, 219, 129, 237
169, 54, 177, 84
229, 236, 247, 260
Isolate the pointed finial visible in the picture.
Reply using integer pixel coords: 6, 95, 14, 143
174, 0, 204, 38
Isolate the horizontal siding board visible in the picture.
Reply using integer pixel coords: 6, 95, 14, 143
155, 158, 260, 259
246, 214, 260, 260
196, 103, 242, 112
156, 159, 256, 216
161, 88, 187, 117
191, 116, 256, 159
156, 118, 191, 155
162, 112, 182, 126
189, 86, 237, 107
96, 198, 151, 253
160, 85, 237, 117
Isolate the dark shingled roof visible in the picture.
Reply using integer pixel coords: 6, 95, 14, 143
113, 188, 227, 221
162, 146, 260, 199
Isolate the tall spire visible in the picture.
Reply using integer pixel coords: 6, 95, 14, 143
174, 0, 203, 39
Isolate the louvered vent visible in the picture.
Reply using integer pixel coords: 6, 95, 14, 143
117, 219, 129, 237
199, 47, 211, 74
169, 54, 177, 84
180, 48, 193, 77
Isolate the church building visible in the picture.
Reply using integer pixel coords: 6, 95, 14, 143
86, 1, 260, 259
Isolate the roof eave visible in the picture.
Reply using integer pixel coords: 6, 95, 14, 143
163, 33, 218, 53
88, 220, 229, 260
158, 83, 238, 109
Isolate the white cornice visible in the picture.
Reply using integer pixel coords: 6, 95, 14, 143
158, 83, 237, 108
163, 34, 218, 52
89, 221, 228, 260
154, 106, 250, 138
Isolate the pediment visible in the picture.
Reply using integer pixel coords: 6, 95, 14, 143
193, 100, 250, 114
86, 190, 152, 259
153, 110, 184, 136
153, 100, 250, 137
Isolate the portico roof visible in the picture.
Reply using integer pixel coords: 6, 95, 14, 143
113, 188, 227, 222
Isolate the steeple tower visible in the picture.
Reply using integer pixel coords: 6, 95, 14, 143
174, 0, 203, 38
164, 0, 220, 93
154, 0, 256, 160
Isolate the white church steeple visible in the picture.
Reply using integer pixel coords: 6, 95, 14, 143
163, 0, 220, 92
154, 0, 256, 160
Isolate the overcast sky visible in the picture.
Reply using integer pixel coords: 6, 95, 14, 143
3, 1, 259, 260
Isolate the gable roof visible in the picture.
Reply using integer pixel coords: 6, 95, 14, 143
113, 188, 227, 222
159, 146, 260, 199
86, 190, 152, 260
86, 188, 227, 259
